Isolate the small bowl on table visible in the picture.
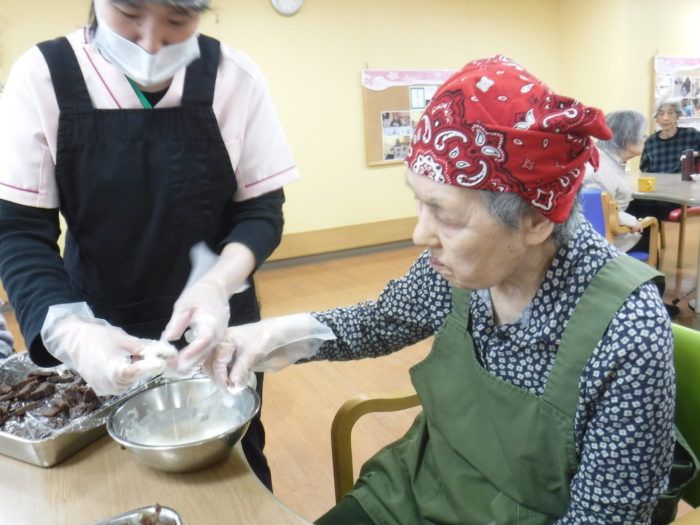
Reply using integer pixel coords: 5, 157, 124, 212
107, 377, 259, 472
690, 173, 700, 182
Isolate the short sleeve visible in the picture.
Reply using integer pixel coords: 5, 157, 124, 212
0, 46, 61, 209
213, 46, 299, 201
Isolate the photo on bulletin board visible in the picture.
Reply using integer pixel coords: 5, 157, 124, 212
654, 56, 700, 131
410, 85, 439, 110
382, 135, 412, 161
362, 70, 455, 166
381, 110, 411, 137
409, 84, 440, 128
410, 86, 426, 109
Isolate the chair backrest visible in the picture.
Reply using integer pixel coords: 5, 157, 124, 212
580, 190, 611, 241
580, 190, 656, 265
672, 323, 700, 506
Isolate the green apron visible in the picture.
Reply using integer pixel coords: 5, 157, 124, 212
350, 255, 661, 525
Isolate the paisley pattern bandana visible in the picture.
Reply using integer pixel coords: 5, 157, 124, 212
406, 55, 612, 223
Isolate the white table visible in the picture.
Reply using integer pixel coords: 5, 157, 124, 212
631, 171, 700, 317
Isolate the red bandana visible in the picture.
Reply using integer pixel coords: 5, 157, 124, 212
406, 55, 612, 223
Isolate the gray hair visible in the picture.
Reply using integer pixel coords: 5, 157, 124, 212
654, 98, 683, 118
597, 110, 647, 155
476, 190, 580, 246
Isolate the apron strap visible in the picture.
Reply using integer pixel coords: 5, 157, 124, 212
37, 37, 93, 111
450, 286, 472, 321
181, 35, 220, 107
543, 254, 662, 416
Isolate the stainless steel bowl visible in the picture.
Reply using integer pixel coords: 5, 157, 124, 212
107, 377, 260, 472
87, 504, 182, 525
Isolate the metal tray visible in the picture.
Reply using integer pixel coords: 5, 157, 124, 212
0, 353, 155, 467
0, 415, 109, 467
86, 505, 182, 525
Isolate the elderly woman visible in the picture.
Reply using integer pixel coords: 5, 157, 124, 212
630, 98, 700, 240
640, 98, 700, 173
208, 57, 676, 524
582, 110, 647, 252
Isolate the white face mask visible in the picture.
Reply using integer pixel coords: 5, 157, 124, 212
93, 8, 200, 87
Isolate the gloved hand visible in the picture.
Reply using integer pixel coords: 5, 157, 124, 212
203, 313, 335, 390
41, 303, 178, 395
163, 241, 254, 375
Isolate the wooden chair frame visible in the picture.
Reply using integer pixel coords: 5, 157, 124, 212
330, 389, 419, 502
601, 191, 661, 268
330, 323, 700, 521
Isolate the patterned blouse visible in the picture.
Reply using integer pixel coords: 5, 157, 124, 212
311, 219, 675, 524
0, 313, 12, 358
640, 126, 700, 173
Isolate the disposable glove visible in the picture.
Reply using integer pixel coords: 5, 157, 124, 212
163, 241, 252, 375
41, 303, 178, 395
204, 313, 336, 390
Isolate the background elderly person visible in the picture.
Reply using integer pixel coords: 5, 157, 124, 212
208, 56, 676, 524
630, 98, 700, 241
640, 98, 700, 173
582, 110, 647, 252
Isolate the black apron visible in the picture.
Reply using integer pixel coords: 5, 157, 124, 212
37, 36, 271, 488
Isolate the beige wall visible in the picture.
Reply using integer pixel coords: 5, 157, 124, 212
1, 0, 700, 258
558, 0, 700, 111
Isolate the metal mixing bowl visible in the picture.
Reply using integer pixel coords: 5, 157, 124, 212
107, 377, 260, 472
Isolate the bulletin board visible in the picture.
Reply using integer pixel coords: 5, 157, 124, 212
654, 56, 700, 131
362, 70, 455, 166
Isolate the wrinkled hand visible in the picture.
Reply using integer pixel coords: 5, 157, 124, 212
630, 220, 644, 233
42, 316, 177, 396
203, 313, 335, 390
162, 278, 230, 375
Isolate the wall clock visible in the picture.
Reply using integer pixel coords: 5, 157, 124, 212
271, 0, 303, 16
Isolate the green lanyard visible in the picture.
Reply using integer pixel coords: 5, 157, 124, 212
126, 77, 153, 109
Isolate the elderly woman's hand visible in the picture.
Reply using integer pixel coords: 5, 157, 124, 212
203, 313, 336, 390
163, 242, 254, 375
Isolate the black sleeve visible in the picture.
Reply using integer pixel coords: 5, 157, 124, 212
218, 189, 285, 269
0, 199, 77, 366
639, 153, 650, 172
640, 138, 651, 172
